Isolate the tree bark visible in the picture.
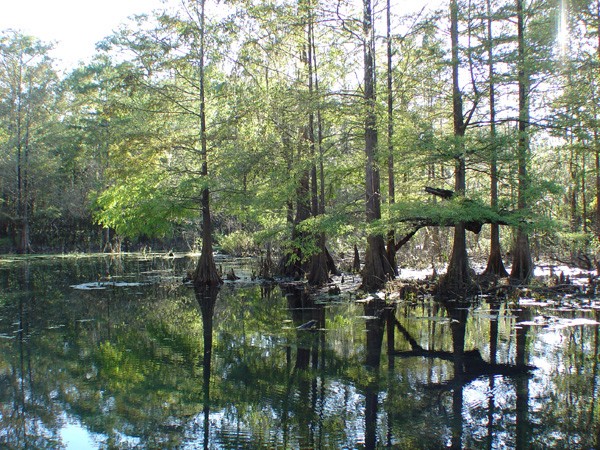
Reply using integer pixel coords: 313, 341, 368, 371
279, 1, 331, 285
307, 234, 329, 285
306, 2, 330, 286
193, 0, 222, 288
353, 244, 361, 273
511, 229, 533, 283
385, 0, 398, 275
596, 124, 600, 239
278, 166, 310, 278
362, 0, 394, 291
592, 0, 600, 240
14, 57, 30, 254
440, 0, 471, 295
483, 0, 508, 278
510, 0, 534, 283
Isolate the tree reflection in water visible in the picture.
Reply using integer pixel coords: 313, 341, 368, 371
1, 255, 600, 448
514, 306, 532, 450
282, 286, 326, 448
486, 298, 501, 450
448, 303, 468, 450
377, 297, 536, 448
194, 286, 219, 450
363, 297, 391, 449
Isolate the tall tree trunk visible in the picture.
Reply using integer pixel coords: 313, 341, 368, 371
484, 0, 508, 277
385, 0, 398, 275
362, 0, 394, 291
15, 61, 28, 254
308, 233, 329, 285
278, 152, 311, 278
596, 125, 600, 238
280, 2, 325, 281
283, 134, 295, 226
595, 0, 600, 239
569, 143, 580, 232
194, 0, 222, 288
510, 0, 534, 283
441, 0, 470, 295
307, 7, 318, 219
582, 147, 587, 233
16, 138, 30, 255
306, 2, 331, 286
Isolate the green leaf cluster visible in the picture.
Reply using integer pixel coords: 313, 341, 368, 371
93, 170, 194, 238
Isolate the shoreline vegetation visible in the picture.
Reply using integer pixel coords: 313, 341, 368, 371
2, 250, 597, 306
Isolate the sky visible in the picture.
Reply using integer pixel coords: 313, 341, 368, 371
0, 0, 435, 72
0, 0, 167, 71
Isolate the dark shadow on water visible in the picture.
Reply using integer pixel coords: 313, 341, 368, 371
363, 298, 393, 450
193, 285, 220, 450
283, 286, 325, 371
514, 305, 532, 450
281, 286, 326, 449
383, 297, 536, 449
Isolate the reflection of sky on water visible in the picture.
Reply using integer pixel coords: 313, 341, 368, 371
60, 418, 101, 449
60, 413, 143, 449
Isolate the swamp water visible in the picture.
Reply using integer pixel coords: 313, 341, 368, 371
1, 254, 599, 449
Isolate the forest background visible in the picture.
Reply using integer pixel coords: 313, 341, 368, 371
1, 0, 599, 292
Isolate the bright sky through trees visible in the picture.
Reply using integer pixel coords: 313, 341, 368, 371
0, 0, 166, 70
557, 0, 569, 56
0, 0, 434, 71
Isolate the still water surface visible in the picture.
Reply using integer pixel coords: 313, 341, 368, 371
1, 254, 599, 449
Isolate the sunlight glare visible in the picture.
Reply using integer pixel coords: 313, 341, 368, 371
557, 0, 569, 57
